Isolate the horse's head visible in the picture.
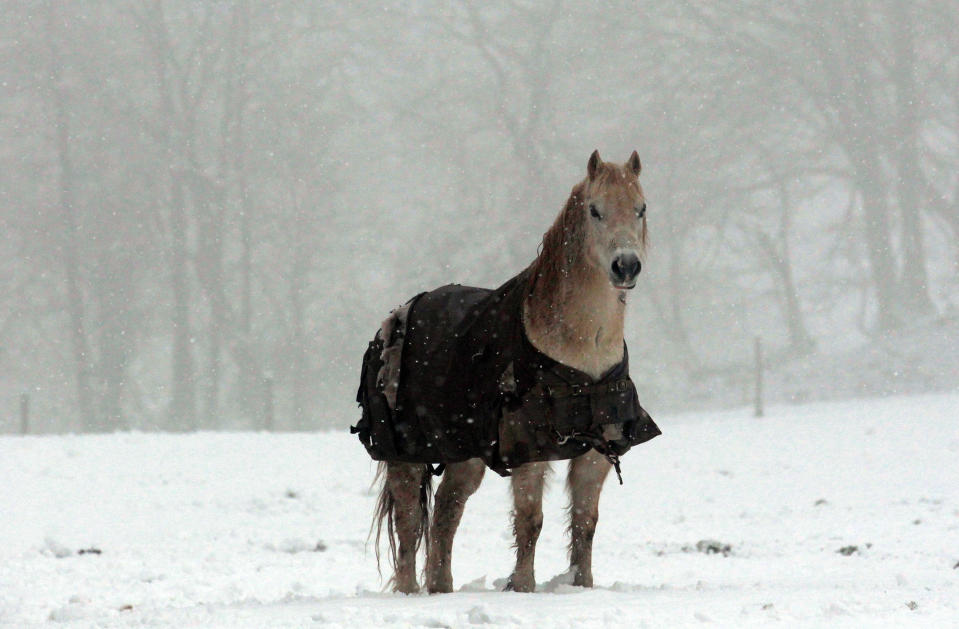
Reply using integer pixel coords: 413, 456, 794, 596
580, 150, 647, 290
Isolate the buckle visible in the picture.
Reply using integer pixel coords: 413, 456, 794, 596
569, 384, 584, 397
609, 380, 628, 393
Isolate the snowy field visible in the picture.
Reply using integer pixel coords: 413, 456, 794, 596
2, 394, 957, 628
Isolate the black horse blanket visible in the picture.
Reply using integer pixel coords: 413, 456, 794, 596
352, 270, 660, 477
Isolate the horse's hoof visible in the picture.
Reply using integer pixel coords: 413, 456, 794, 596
504, 575, 534, 593
393, 582, 420, 595
427, 583, 453, 594
572, 573, 593, 588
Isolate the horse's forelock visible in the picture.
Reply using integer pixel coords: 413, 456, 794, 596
594, 161, 640, 190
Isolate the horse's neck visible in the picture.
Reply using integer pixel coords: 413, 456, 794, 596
523, 268, 626, 381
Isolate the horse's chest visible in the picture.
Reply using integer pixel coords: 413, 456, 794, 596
523, 329, 624, 381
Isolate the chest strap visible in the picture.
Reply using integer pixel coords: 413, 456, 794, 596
546, 378, 631, 399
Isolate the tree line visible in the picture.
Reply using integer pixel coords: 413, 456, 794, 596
1, 1, 956, 432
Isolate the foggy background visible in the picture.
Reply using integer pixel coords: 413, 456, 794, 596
2, 1, 957, 434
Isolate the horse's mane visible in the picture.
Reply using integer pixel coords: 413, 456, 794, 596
526, 180, 588, 307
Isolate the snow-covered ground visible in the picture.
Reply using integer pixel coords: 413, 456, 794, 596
2, 393, 957, 628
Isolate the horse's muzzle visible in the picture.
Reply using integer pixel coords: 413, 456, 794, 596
610, 252, 641, 289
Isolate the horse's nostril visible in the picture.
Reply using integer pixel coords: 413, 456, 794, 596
612, 258, 623, 277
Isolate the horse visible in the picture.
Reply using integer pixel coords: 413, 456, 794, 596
356, 150, 654, 594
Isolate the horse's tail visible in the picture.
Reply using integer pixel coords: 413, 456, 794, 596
371, 462, 433, 581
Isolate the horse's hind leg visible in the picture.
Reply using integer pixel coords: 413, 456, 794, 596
378, 461, 428, 593
567, 449, 612, 587
507, 461, 550, 592
425, 458, 485, 593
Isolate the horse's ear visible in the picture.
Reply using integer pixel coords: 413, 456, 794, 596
587, 150, 602, 181
626, 150, 641, 177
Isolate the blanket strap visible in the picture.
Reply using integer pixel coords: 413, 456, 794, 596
604, 451, 624, 485
548, 423, 625, 485
546, 378, 631, 399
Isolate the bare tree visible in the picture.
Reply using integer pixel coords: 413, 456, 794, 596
42, 2, 96, 430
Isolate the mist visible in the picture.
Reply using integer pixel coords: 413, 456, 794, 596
2, 1, 957, 434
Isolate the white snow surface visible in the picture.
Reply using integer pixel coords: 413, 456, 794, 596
2, 394, 958, 628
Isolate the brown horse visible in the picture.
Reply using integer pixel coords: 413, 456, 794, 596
373, 150, 648, 593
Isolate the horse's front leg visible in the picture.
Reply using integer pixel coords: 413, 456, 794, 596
567, 449, 612, 587
425, 458, 485, 593
507, 461, 550, 592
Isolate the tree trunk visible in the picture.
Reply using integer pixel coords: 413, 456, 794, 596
859, 181, 902, 332
892, 2, 934, 317
145, 1, 197, 430
754, 227, 814, 356
93, 268, 132, 432
47, 6, 95, 432
289, 221, 308, 431
662, 214, 698, 373
169, 175, 196, 430
194, 186, 225, 430
817, 3, 902, 332
229, 0, 259, 427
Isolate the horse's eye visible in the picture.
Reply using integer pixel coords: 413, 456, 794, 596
636, 203, 646, 219
589, 204, 602, 220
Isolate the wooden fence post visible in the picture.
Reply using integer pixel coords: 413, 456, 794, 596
263, 376, 274, 431
20, 393, 30, 435
754, 336, 764, 418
